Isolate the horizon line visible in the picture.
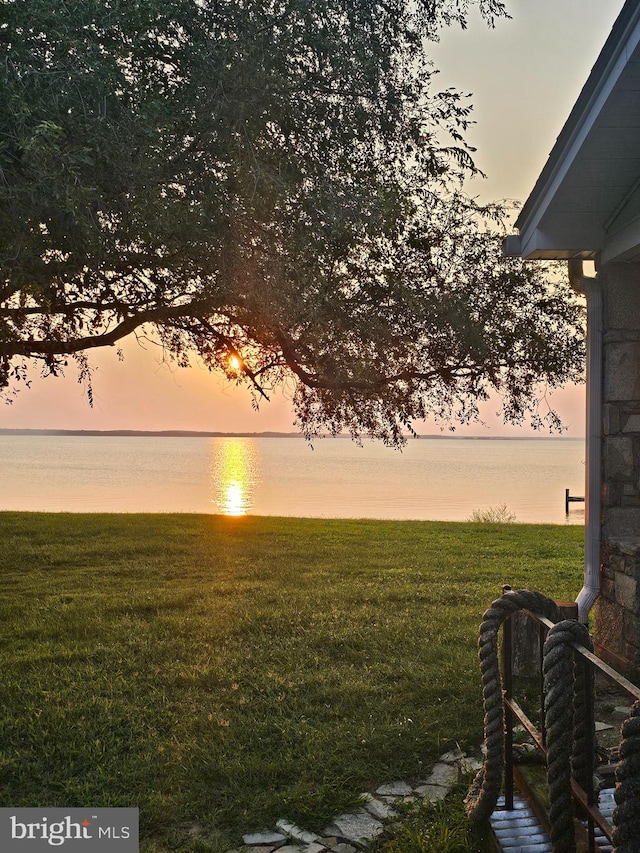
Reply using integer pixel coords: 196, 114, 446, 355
0, 428, 585, 440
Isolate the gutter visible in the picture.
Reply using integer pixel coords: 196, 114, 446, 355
568, 259, 602, 623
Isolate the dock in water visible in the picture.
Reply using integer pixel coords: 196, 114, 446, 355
565, 488, 585, 514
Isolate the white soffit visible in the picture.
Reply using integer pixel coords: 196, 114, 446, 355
514, 0, 640, 261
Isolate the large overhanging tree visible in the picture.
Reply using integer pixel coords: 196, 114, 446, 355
1, 0, 584, 444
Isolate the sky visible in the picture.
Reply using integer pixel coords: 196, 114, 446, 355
0, 0, 626, 437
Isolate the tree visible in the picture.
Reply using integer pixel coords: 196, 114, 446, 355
0, 0, 584, 444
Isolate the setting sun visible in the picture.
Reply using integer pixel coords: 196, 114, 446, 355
228, 354, 242, 373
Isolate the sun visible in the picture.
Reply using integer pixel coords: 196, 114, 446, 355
227, 354, 242, 373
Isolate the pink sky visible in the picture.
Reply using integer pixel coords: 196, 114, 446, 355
0, 337, 586, 436
2, 0, 618, 437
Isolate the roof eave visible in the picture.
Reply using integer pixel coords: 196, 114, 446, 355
514, 0, 640, 257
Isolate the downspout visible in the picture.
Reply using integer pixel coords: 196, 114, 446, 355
568, 259, 602, 623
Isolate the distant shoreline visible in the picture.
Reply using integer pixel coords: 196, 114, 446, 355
0, 428, 301, 438
0, 428, 584, 440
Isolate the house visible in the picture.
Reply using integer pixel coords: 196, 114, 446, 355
504, 0, 640, 673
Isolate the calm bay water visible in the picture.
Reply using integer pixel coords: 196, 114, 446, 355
0, 434, 585, 524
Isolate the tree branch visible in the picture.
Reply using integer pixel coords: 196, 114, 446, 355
2, 299, 217, 359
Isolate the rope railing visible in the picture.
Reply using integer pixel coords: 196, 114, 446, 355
612, 701, 640, 853
543, 619, 595, 853
465, 588, 640, 853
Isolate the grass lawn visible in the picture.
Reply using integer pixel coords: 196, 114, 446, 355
0, 512, 583, 851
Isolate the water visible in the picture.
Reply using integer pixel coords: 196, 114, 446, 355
0, 434, 585, 524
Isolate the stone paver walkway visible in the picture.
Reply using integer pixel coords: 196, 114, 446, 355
232, 749, 483, 853
223, 699, 630, 853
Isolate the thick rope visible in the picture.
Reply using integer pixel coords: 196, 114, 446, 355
612, 699, 640, 853
465, 589, 562, 822
467, 589, 640, 853
543, 619, 594, 853
570, 624, 595, 795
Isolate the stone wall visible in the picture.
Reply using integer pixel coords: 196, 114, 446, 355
595, 260, 640, 676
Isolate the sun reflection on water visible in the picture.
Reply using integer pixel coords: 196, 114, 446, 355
211, 439, 258, 516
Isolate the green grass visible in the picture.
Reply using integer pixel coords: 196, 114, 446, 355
379, 784, 492, 853
0, 512, 583, 852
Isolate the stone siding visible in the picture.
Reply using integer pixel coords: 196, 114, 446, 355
596, 261, 640, 675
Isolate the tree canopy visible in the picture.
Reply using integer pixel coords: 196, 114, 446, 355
0, 0, 584, 444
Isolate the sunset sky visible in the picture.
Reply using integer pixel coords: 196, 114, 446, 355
1, 0, 625, 437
